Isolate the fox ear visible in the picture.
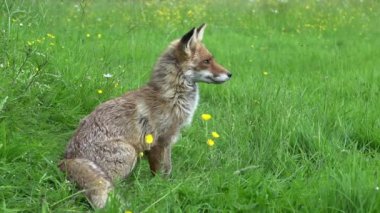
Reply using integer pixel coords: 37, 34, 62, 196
196, 23, 207, 41
180, 27, 197, 54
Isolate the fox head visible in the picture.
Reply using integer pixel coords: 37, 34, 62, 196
175, 24, 232, 84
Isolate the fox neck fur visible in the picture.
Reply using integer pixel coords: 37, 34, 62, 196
147, 41, 199, 129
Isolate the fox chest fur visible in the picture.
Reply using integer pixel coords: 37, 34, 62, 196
133, 83, 199, 149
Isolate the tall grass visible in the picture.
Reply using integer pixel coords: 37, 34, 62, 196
1, 0, 379, 212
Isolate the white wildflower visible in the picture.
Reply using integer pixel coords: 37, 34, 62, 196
271, 9, 279, 14
103, 73, 113, 78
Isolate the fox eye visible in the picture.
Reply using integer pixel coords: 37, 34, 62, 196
203, 59, 211, 65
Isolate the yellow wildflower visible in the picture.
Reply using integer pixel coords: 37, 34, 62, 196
97, 33, 102, 39
262, 71, 269, 76
125, 211, 133, 213
139, 152, 144, 157
86, 33, 91, 38
145, 134, 154, 144
201, 113, 212, 121
211, 131, 220, 138
187, 10, 193, 17
97, 89, 103, 94
207, 139, 215, 147
47, 33, 55, 39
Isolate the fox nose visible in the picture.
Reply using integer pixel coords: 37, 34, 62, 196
227, 72, 232, 78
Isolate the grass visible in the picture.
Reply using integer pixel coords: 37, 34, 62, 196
1, 0, 380, 212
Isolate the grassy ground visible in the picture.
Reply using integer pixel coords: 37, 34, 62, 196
1, 0, 380, 212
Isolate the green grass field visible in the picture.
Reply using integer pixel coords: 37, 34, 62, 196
1, 0, 380, 212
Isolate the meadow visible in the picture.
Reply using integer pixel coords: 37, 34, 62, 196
1, 0, 380, 212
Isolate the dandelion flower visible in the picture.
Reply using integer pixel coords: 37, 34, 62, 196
97, 33, 102, 39
124, 211, 133, 213
86, 33, 91, 38
139, 152, 144, 157
97, 89, 103, 94
262, 71, 269, 76
207, 139, 215, 147
211, 131, 220, 138
201, 113, 212, 121
145, 134, 154, 144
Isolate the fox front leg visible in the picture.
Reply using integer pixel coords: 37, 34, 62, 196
147, 145, 162, 175
147, 144, 172, 176
162, 145, 172, 176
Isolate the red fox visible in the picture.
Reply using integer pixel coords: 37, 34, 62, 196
59, 24, 231, 208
